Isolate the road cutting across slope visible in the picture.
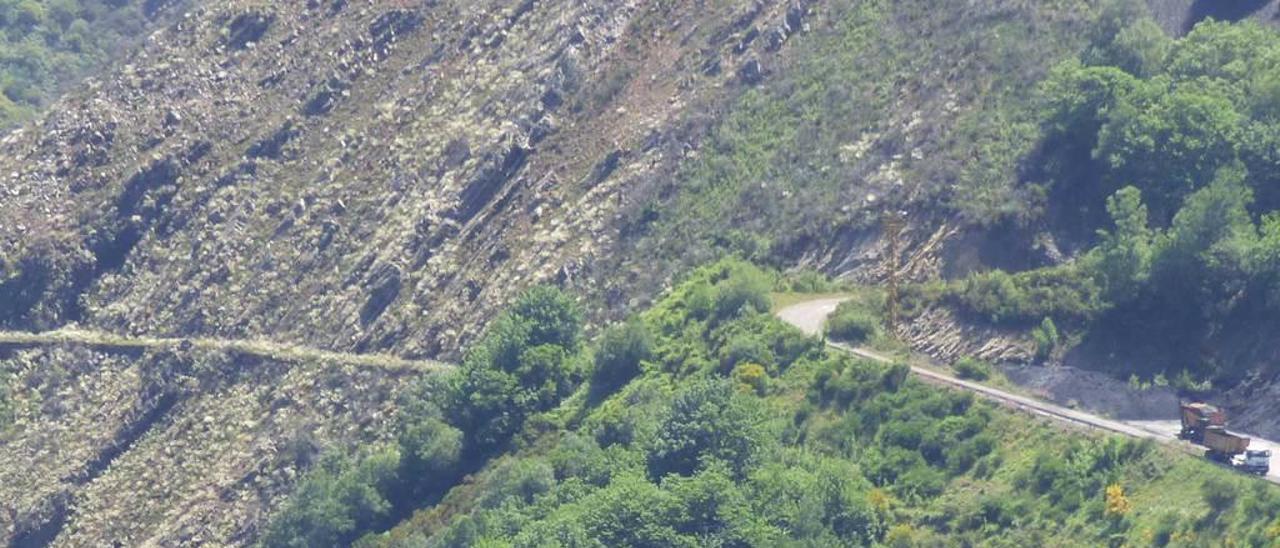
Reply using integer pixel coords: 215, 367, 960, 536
0, 328, 452, 373
776, 296, 1280, 484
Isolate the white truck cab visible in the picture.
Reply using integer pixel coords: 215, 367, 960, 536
1235, 449, 1271, 476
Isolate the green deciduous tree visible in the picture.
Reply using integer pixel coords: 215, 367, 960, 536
591, 317, 654, 398
509, 285, 584, 352
1165, 19, 1277, 84
1095, 86, 1243, 220
446, 286, 583, 455
712, 266, 771, 322
1096, 17, 1170, 77
1093, 186, 1153, 302
260, 449, 400, 548
1250, 213, 1280, 308
578, 474, 692, 547
647, 380, 763, 479
1150, 166, 1256, 327
396, 416, 463, 500
824, 301, 882, 344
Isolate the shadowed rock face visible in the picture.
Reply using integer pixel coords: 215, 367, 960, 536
226, 12, 274, 50
1187, 0, 1275, 30
1146, 0, 1280, 36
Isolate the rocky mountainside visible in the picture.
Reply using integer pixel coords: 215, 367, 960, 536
0, 0, 836, 543
0, 0, 825, 359
1, 344, 418, 545
7, 0, 1279, 544
1145, 0, 1280, 35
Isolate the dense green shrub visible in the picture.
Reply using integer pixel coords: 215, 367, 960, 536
546, 433, 614, 485
509, 285, 585, 352
585, 377, 666, 449
446, 286, 583, 454
261, 450, 401, 548
732, 362, 768, 395
574, 474, 691, 546
395, 416, 463, 500
1032, 317, 1061, 361
718, 333, 774, 373
1202, 476, 1238, 514
953, 357, 993, 381
711, 265, 772, 322
824, 300, 882, 343
646, 380, 763, 479
951, 265, 1105, 325
591, 317, 654, 398
477, 458, 556, 509
711, 311, 818, 374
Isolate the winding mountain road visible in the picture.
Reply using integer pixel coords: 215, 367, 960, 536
4, 302, 1277, 482
776, 297, 1280, 484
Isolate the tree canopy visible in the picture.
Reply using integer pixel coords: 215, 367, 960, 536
0, 0, 156, 127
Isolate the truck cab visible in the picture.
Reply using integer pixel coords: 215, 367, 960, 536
1236, 449, 1271, 476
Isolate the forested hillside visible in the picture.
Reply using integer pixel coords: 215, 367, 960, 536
904, 13, 1280, 389
261, 261, 1280, 546
0, 0, 169, 127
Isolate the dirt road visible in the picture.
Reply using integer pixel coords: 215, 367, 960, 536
0, 328, 452, 373
776, 297, 1280, 484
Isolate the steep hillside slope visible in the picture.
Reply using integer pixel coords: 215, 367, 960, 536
0, 0, 1106, 359
0, 343, 429, 545
0, 0, 1191, 544
0, 0, 826, 358
303, 261, 1280, 547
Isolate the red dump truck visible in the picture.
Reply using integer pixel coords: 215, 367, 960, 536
1180, 402, 1270, 476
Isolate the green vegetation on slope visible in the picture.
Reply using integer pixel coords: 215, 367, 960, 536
259, 286, 584, 546
621, 0, 1098, 272
261, 259, 1280, 547
908, 8, 1280, 383
825, 295, 886, 345
0, 0, 157, 127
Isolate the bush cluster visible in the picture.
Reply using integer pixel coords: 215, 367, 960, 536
824, 300, 883, 344
263, 286, 584, 546
952, 357, 993, 381
265, 256, 1280, 547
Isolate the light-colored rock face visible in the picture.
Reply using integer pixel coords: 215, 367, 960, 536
0, 0, 812, 360
0, 345, 416, 546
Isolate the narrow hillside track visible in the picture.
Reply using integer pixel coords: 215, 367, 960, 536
0, 328, 453, 373
776, 298, 1280, 485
